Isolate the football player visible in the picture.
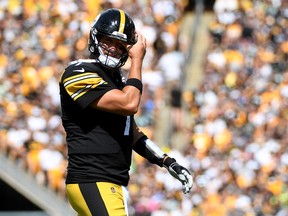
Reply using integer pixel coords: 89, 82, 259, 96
59, 8, 193, 216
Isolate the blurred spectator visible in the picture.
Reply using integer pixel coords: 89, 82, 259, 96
181, 0, 288, 215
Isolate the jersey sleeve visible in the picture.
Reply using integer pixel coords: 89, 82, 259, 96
60, 64, 113, 109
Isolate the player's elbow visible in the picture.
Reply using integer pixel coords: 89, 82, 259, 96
121, 94, 141, 115
123, 102, 139, 115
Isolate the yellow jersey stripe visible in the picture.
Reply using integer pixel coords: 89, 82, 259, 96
62, 72, 100, 86
118, 9, 125, 34
63, 73, 107, 101
63, 74, 99, 87
72, 80, 105, 101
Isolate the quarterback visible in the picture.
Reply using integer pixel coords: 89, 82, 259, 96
59, 8, 193, 216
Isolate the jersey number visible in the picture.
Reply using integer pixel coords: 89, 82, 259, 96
124, 116, 130, 136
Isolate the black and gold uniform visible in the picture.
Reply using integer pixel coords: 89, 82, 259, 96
60, 7, 193, 216
60, 59, 145, 216
60, 59, 145, 186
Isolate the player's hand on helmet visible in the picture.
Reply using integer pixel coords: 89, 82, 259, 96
163, 156, 193, 194
127, 32, 146, 60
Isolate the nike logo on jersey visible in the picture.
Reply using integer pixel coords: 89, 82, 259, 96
73, 68, 85, 73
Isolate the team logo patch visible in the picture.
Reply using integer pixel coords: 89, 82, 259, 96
111, 187, 116, 193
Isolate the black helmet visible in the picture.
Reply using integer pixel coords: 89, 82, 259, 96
88, 8, 137, 69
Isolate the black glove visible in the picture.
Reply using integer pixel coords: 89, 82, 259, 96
163, 156, 193, 194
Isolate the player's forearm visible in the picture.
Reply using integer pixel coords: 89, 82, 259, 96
121, 57, 144, 113
122, 70, 143, 114
128, 58, 143, 80
133, 137, 167, 167
127, 32, 146, 81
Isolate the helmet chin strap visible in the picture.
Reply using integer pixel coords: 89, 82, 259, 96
97, 46, 121, 69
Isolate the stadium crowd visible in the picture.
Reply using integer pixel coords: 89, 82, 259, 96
0, 0, 288, 216
181, 0, 288, 215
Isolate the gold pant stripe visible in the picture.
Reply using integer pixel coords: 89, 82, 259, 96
66, 184, 92, 216
66, 182, 127, 216
96, 182, 126, 216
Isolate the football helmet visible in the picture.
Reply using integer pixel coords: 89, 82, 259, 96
88, 8, 137, 69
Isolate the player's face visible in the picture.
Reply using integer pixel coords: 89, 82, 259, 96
99, 37, 127, 59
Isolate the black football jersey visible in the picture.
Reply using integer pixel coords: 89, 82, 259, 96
59, 59, 142, 185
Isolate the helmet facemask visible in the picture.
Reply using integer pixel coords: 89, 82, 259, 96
89, 30, 128, 69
